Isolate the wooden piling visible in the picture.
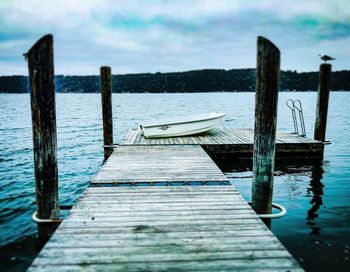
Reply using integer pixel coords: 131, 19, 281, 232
100, 66, 113, 160
24, 34, 59, 221
251, 36, 280, 215
314, 63, 331, 143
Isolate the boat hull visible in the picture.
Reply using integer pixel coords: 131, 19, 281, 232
140, 113, 225, 138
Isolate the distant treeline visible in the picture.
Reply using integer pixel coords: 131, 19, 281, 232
0, 69, 349, 93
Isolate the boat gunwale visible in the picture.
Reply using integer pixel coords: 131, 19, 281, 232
144, 125, 219, 139
139, 112, 226, 129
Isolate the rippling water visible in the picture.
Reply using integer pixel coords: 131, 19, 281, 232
0, 92, 349, 271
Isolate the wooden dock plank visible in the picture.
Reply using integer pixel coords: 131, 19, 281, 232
234, 128, 254, 142
29, 185, 302, 271
123, 129, 134, 145
30, 263, 303, 272
130, 129, 139, 144
220, 129, 245, 144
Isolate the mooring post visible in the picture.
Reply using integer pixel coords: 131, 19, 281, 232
252, 36, 280, 216
24, 34, 59, 238
100, 66, 113, 160
314, 64, 331, 146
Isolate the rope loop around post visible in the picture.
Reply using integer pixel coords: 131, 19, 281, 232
32, 211, 63, 224
248, 202, 287, 219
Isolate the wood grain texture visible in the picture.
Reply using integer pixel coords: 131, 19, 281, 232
91, 145, 228, 184
252, 36, 280, 214
29, 131, 302, 271
121, 128, 323, 159
100, 66, 113, 160
29, 186, 302, 271
314, 63, 331, 143
25, 34, 59, 220
122, 128, 321, 145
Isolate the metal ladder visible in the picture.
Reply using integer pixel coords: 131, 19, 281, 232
286, 99, 306, 137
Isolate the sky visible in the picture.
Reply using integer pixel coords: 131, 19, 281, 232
0, 0, 349, 75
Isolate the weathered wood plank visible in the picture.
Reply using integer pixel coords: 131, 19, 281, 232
71, 211, 254, 222
29, 263, 302, 272
30, 265, 302, 272
30, 257, 301, 271
232, 129, 247, 143
35, 249, 293, 264
214, 130, 234, 144
44, 240, 285, 251
129, 129, 139, 144
55, 223, 265, 234
123, 128, 134, 144
85, 185, 237, 192
236, 129, 255, 142
76, 199, 247, 205
72, 205, 249, 213
223, 130, 246, 144
82, 192, 242, 198
134, 130, 142, 144
46, 230, 273, 242
60, 219, 267, 229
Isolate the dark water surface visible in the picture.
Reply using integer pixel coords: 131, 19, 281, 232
0, 92, 349, 271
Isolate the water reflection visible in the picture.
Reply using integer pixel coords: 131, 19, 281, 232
306, 161, 325, 235
220, 158, 327, 232
216, 157, 323, 174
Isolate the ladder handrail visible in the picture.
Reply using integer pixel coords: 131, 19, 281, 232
286, 99, 298, 134
286, 99, 306, 137
293, 100, 306, 137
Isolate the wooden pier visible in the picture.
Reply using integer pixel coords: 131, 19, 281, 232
25, 34, 333, 272
29, 144, 303, 271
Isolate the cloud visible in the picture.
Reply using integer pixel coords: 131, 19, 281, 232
0, 0, 349, 75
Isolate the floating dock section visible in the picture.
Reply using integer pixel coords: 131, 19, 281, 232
122, 128, 324, 159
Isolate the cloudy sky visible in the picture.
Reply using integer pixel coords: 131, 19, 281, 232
0, 0, 349, 75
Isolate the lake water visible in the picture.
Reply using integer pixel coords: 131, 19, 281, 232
0, 92, 349, 271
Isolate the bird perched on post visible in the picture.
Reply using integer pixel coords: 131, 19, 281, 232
318, 54, 336, 63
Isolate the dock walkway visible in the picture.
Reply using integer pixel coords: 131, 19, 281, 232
29, 144, 302, 271
92, 145, 228, 185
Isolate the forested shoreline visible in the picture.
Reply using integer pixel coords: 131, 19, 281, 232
0, 69, 349, 93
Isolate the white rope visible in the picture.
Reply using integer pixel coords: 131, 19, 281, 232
248, 202, 287, 219
32, 211, 63, 224
102, 144, 117, 148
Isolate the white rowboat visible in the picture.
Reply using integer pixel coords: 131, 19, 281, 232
138, 112, 226, 138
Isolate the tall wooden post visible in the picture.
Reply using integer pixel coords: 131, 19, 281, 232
24, 35, 59, 221
314, 63, 331, 145
252, 36, 280, 215
100, 66, 113, 160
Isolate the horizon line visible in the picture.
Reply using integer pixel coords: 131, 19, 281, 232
1, 67, 348, 77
